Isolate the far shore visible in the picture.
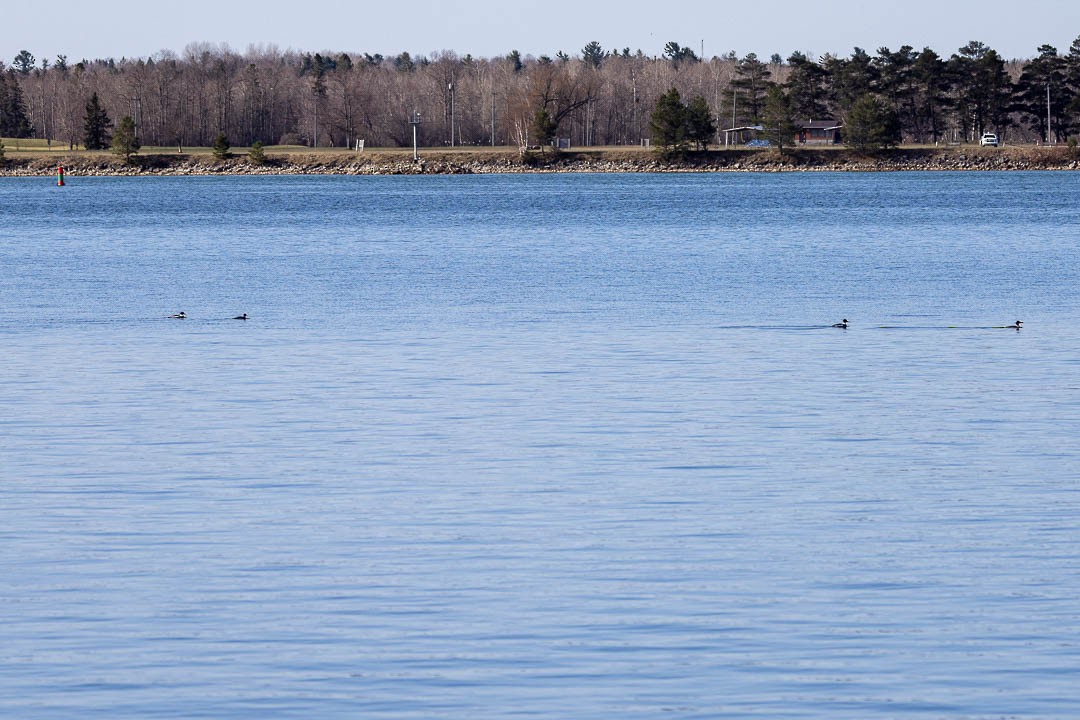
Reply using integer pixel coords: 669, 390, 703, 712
2, 144, 1079, 176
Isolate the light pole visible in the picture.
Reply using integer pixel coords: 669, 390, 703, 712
133, 97, 141, 143
410, 111, 422, 160
728, 89, 737, 147
1047, 83, 1052, 145
448, 82, 455, 147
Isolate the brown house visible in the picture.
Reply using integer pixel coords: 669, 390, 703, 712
797, 120, 843, 145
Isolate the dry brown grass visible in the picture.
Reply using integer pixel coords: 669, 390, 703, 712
3, 140, 1077, 175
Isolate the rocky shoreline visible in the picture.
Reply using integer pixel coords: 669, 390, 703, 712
3, 146, 1079, 176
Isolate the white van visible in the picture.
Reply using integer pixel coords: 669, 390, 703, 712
980, 132, 999, 147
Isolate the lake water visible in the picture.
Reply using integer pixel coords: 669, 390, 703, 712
2, 172, 1079, 719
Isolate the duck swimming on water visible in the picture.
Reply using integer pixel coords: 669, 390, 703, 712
232, 313, 248, 320
832, 319, 848, 328
168, 311, 186, 319
1006, 320, 1023, 330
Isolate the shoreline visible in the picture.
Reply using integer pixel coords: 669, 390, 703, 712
3, 146, 1079, 176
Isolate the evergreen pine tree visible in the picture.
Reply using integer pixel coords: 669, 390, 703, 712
212, 132, 231, 159
785, 51, 829, 120
530, 108, 557, 150
762, 85, 798, 151
663, 42, 698, 68
1015, 45, 1067, 142
732, 53, 772, 120
111, 115, 140, 161
83, 92, 111, 150
948, 42, 1012, 140
581, 41, 605, 69
843, 94, 902, 152
248, 140, 267, 165
685, 95, 716, 150
911, 49, 951, 143
507, 50, 523, 73
0, 71, 34, 138
12, 50, 36, 75
649, 87, 688, 155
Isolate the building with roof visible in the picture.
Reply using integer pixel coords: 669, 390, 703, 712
723, 121, 844, 147
797, 120, 843, 145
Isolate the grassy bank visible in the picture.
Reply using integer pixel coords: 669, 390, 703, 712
2, 143, 1079, 176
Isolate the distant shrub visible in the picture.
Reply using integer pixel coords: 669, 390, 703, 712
212, 132, 231, 160
248, 140, 267, 166
278, 132, 303, 146
111, 115, 140, 162
520, 149, 541, 166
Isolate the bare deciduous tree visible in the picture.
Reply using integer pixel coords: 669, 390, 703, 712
4, 39, 1076, 150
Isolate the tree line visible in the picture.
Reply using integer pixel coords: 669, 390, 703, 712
3, 38, 1080, 152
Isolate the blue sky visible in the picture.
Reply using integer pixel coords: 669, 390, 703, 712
7, 0, 1079, 65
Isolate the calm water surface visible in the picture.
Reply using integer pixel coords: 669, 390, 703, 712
2, 172, 1079, 718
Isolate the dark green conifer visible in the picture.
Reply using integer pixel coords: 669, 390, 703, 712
111, 115, 140, 161
531, 108, 557, 150
83, 92, 111, 150
248, 140, 267, 165
649, 87, 688, 155
843, 94, 901, 152
0, 71, 34, 138
762, 85, 798, 151
685, 95, 716, 150
212, 132, 231, 159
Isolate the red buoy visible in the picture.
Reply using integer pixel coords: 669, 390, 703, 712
57, 165, 65, 187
